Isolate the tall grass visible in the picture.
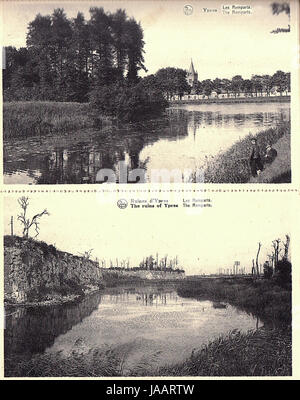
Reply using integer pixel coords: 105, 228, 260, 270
5, 343, 132, 377
3, 101, 109, 139
150, 329, 291, 377
5, 328, 291, 377
203, 121, 290, 183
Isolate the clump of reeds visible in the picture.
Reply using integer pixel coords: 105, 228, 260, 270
5, 341, 134, 377
152, 328, 292, 377
3, 101, 108, 139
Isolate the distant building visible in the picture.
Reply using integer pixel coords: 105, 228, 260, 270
186, 59, 198, 89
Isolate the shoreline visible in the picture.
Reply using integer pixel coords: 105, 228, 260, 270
3, 101, 112, 139
170, 95, 290, 105
4, 277, 184, 309
4, 97, 290, 140
4, 286, 101, 309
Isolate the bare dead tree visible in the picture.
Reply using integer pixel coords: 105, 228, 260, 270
256, 242, 261, 277
78, 249, 93, 260
251, 259, 256, 276
175, 255, 178, 268
267, 253, 274, 268
9, 216, 14, 236
283, 234, 290, 260
272, 239, 281, 271
17, 196, 49, 238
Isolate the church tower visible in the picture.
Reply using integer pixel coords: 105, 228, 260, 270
187, 59, 198, 87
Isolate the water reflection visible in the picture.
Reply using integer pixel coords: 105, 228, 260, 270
4, 103, 290, 184
5, 285, 263, 373
5, 292, 103, 362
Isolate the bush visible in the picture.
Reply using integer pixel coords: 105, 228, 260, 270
274, 259, 291, 288
263, 262, 273, 279
89, 82, 168, 123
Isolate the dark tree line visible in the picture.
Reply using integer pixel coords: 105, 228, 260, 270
141, 67, 190, 100
3, 7, 291, 121
191, 72, 290, 99
3, 8, 146, 103
135, 69, 290, 101
100, 253, 185, 273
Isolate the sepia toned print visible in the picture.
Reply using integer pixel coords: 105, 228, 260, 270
1, 0, 300, 384
3, 192, 293, 377
2, 0, 296, 184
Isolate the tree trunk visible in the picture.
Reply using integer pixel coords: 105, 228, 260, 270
256, 242, 261, 277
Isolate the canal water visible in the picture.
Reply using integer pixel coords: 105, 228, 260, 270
5, 285, 262, 373
4, 102, 290, 184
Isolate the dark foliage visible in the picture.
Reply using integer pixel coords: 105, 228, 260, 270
89, 81, 168, 123
274, 259, 292, 288
3, 7, 146, 103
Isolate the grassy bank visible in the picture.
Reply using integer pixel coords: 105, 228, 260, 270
151, 275, 291, 377
3, 101, 111, 139
152, 328, 291, 377
178, 277, 291, 328
204, 121, 290, 183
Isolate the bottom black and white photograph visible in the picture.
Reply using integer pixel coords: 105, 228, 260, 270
3, 191, 293, 378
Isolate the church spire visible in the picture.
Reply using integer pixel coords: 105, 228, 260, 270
187, 59, 198, 90
189, 59, 196, 75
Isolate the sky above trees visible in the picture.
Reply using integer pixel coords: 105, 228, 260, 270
4, 192, 293, 275
2, 0, 295, 80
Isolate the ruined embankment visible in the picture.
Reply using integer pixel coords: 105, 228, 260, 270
4, 236, 103, 305
4, 236, 185, 305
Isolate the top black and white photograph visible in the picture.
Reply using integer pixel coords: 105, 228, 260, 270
2, 0, 296, 184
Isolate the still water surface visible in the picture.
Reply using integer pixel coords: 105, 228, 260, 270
5, 285, 262, 371
4, 102, 290, 184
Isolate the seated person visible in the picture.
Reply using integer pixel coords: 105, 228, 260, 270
264, 144, 278, 164
250, 138, 263, 177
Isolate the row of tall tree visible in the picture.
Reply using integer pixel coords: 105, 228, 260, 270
138, 254, 183, 272
136, 68, 291, 100
98, 253, 184, 273
194, 72, 290, 99
249, 234, 291, 287
3, 7, 146, 102
262, 235, 290, 277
